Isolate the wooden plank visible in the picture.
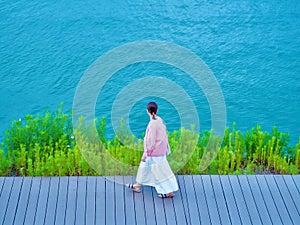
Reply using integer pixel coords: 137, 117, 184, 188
0, 177, 4, 224
0, 177, 4, 197
237, 175, 262, 225
264, 175, 293, 225
255, 175, 283, 224
133, 182, 146, 225
291, 175, 300, 194
228, 176, 252, 225
1, 174, 298, 225
75, 176, 87, 225
95, 177, 105, 225
2, 177, 23, 225
282, 175, 300, 214
192, 175, 211, 225
105, 176, 115, 225
210, 175, 231, 225
0, 177, 14, 223
13, 177, 32, 225
172, 176, 188, 225
273, 175, 300, 225
219, 176, 242, 225
64, 176, 78, 225
163, 191, 177, 225
202, 175, 221, 225
142, 185, 157, 225
86, 176, 96, 225
114, 176, 125, 225
23, 177, 41, 225
123, 176, 136, 225
34, 177, 51, 225
177, 175, 191, 224
54, 176, 68, 225
246, 175, 272, 225
183, 175, 200, 225
44, 177, 59, 225
152, 184, 167, 225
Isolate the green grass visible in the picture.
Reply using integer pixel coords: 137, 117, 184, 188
0, 105, 299, 176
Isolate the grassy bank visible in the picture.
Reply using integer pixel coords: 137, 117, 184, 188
0, 105, 299, 176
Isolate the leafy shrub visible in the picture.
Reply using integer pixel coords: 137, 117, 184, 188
0, 105, 299, 176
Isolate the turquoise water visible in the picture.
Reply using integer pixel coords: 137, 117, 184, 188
0, 0, 299, 143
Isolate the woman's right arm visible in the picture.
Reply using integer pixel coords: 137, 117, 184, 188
144, 123, 157, 155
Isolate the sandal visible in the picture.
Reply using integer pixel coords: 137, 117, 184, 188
125, 183, 141, 193
158, 193, 174, 198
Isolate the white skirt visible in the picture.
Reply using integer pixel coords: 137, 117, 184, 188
136, 156, 179, 194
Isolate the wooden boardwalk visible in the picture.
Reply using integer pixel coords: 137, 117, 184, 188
0, 175, 299, 225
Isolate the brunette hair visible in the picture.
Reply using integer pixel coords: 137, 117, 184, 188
147, 102, 158, 120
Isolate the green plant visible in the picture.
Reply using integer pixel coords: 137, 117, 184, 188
0, 149, 11, 175
0, 105, 299, 176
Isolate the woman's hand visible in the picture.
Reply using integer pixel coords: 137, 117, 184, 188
141, 152, 147, 162
141, 154, 147, 162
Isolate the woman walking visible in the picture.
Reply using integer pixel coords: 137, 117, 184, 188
126, 102, 178, 198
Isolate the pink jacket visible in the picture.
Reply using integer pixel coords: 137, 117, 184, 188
143, 116, 170, 157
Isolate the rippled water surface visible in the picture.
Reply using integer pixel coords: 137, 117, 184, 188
0, 0, 299, 143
